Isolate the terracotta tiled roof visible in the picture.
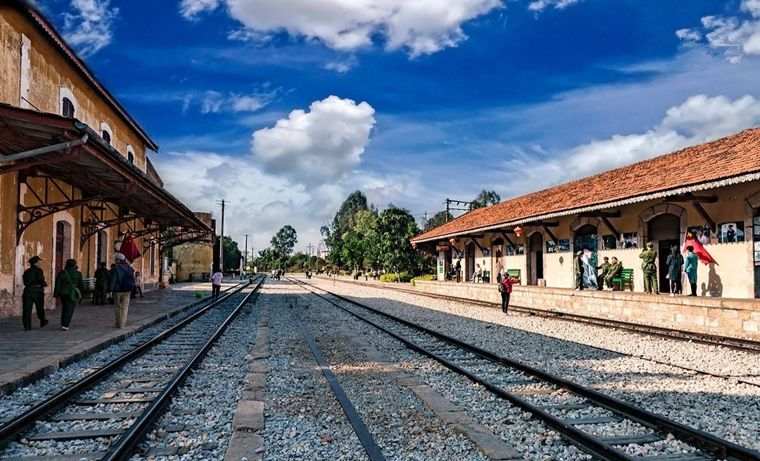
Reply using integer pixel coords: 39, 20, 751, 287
412, 127, 760, 243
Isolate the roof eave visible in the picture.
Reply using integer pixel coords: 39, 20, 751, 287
411, 171, 760, 244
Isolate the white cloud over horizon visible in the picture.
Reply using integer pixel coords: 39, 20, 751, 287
251, 96, 376, 184
62, 0, 118, 57
528, 0, 580, 13
179, 0, 503, 57
677, 0, 760, 62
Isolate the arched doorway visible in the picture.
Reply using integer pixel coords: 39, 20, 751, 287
648, 213, 680, 293
574, 224, 599, 289
465, 242, 476, 282
528, 232, 543, 285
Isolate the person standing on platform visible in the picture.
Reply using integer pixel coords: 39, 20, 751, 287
684, 245, 698, 296
666, 246, 684, 296
211, 267, 223, 300
109, 253, 135, 328
93, 262, 110, 305
21, 256, 48, 330
574, 251, 584, 290
133, 271, 144, 298
640, 242, 659, 294
54, 259, 84, 331
497, 270, 517, 314
455, 260, 462, 283
596, 257, 611, 291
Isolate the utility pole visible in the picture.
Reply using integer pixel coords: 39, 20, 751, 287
244, 233, 249, 274
216, 199, 226, 272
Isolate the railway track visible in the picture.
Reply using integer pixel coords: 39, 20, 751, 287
320, 277, 760, 353
291, 277, 760, 461
0, 276, 264, 461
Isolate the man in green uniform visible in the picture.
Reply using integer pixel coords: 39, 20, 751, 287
574, 251, 583, 290
604, 257, 623, 290
54, 259, 84, 331
93, 262, 110, 305
22, 256, 48, 330
596, 256, 611, 291
640, 242, 659, 294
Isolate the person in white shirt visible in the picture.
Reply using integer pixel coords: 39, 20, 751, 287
211, 268, 223, 300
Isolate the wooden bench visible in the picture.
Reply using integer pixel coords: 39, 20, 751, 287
506, 269, 521, 284
612, 268, 633, 291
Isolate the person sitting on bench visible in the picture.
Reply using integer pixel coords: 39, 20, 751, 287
604, 257, 623, 290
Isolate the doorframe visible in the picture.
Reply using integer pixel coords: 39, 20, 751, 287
527, 230, 544, 285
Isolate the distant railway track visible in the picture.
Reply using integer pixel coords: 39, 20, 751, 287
319, 276, 760, 354
291, 277, 760, 461
0, 277, 264, 461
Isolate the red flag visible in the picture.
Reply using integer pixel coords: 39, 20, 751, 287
120, 234, 141, 263
682, 232, 715, 265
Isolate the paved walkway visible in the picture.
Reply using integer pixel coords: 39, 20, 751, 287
0, 281, 240, 394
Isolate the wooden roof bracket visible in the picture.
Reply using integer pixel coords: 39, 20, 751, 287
468, 237, 486, 253
692, 202, 716, 233
499, 231, 516, 248
601, 216, 621, 240
542, 225, 559, 245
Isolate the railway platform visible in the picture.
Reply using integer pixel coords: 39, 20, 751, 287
0, 281, 237, 395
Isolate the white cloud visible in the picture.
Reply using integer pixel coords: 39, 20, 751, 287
503, 94, 760, 193
177, 89, 277, 114
179, 0, 220, 19
528, 0, 580, 12
62, 0, 118, 57
678, 0, 760, 62
325, 58, 357, 73
180, 0, 502, 57
251, 95, 376, 183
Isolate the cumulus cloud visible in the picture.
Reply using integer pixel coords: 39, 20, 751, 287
62, 0, 118, 57
677, 0, 760, 62
153, 150, 421, 256
505, 94, 760, 193
179, 0, 502, 57
528, 0, 580, 12
251, 96, 376, 183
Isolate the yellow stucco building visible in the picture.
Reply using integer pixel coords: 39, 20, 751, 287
0, 1, 211, 316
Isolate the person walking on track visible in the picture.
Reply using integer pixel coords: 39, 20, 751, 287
109, 253, 135, 328
93, 262, 110, 305
54, 259, 84, 331
211, 267, 223, 300
21, 256, 48, 330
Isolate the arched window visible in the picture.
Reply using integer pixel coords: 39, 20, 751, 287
126, 145, 135, 164
62, 98, 75, 118
100, 122, 113, 146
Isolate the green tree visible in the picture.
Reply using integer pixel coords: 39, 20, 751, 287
471, 189, 501, 209
324, 191, 369, 267
424, 210, 453, 230
270, 225, 298, 256
221, 236, 242, 271
377, 206, 420, 277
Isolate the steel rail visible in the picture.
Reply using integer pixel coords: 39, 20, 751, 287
321, 277, 760, 353
292, 277, 760, 461
103, 277, 265, 460
295, 318, 387, 461
0, 279, 254, 450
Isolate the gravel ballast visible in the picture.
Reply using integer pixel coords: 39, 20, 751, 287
306, 277, 760, 453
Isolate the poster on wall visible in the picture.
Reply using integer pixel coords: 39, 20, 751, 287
546, 241, 558, 253
482, 248, 491, 257
718, 222, 744, 243
557, 239, 569, 252
687, 225, 712, 245
515, 245, 525, 255
621, 232, 638, 249
602, 234, 617, 250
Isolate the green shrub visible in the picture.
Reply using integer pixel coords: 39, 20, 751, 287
380, 273, 413, 283
195, 291, 205, 299
412, 274, 437, 282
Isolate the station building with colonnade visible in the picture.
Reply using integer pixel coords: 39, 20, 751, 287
0, 0, 212, 317
411, 128, 760, 300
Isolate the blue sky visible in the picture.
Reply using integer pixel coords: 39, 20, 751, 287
38, 0, 760, 254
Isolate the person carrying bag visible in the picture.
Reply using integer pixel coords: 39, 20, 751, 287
54, 259, 84, 331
